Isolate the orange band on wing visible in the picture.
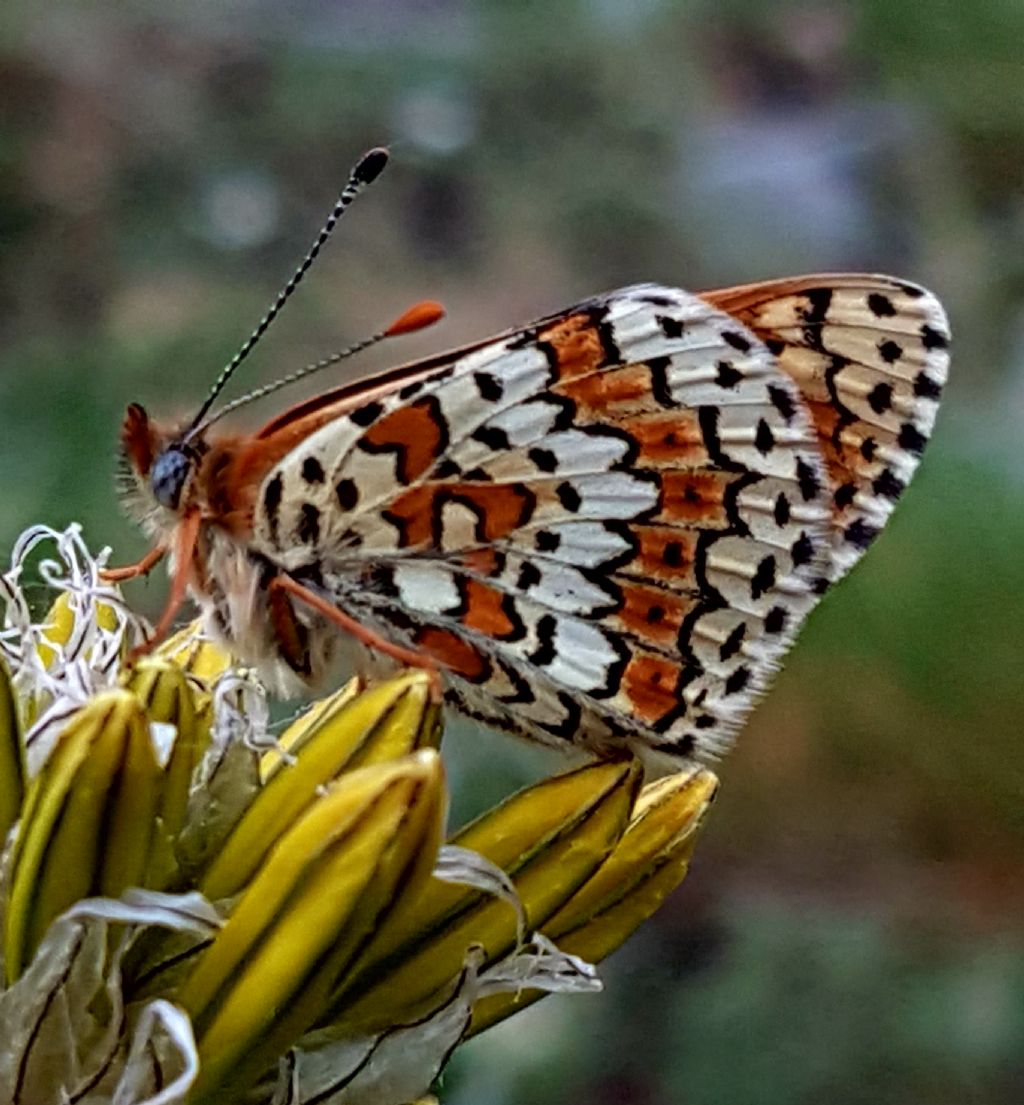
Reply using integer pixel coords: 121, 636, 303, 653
630, 527, 699, 582
622, 654, 684, 725
415, 627, 490, 681
384, 481, 536, 548
555, 363, 651, 414
624, 412, 708, 468
460, 578, 519, 638
659, 472, 730, 525
540, 314, 607, 381
615, 582, 693, 645
360, 398, 448, 483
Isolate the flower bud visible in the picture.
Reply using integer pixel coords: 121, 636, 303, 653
5, 690, 164, 980
180, 751, 445, 1104
201, 672, 439, 901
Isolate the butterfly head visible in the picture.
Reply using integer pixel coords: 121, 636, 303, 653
118, 402, 207, 526
149, 441, 198, 511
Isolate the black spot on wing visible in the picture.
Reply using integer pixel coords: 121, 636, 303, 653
716, 360, 743, 389
834, 483, 856, 510
556, 481, 582, 512
301, 457, 325, 484
914, 372, 942, 400
398, 379, 425, 401
796, 457, 822, 502
719, 621, 746, 661
867, 382, 894, 414
723, 330, 752, 352
754, 419, 775, 455
474, 371, 504, 401
750, 555, 776, 601
768, 384, 797, 422
335, 477, 359, 512
529, 614, 558, 666
844, 518, 879, 549
433, 457, 463, 480
472, 424, 511, 450
350, 401, 383, 427
724, 665, 751, 696
516, 561, 542, 590
663, 541, 684, 567
920, 324, 949, 350
872, 469, 906, 500
867, 293, 896, 317
790, 532, 815, 566
877, 340, 903, 365
897, 422, 928, 455
639, 292, 679, 308
764, 605, 787, 635
802, 288, 833, 324
263, 474, 283, 543
529, 446, 559, 473
296, 503, 321, 545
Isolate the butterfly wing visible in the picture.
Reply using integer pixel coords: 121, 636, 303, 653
703, 275, 950, 583
249, 283, 834, 763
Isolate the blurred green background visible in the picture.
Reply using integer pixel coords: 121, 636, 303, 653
1, 2, 1022, 1102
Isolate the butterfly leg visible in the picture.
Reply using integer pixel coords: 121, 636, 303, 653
128, 512, 201, 662
101, 544, 166, 583
266, 576, 312, 677
269, 573, 443, 700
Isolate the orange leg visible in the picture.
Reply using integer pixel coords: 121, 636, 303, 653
101, 544, 166, 583
128, 511, 202, 662
267, 578, 311, 676
270, 573, 443, 700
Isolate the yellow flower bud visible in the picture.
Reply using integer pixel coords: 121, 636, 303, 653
5, 690, 163, 980
331, 758, 641, 1034
0, 655, 24, 844
180, 751, 446, 1104
469, 765, 719, 1035
201, 671, 439, 901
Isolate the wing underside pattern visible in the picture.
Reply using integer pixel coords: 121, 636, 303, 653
250, 283, 877, 761
240, 277, 948, 762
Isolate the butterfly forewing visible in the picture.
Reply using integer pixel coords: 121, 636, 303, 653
250, 284, 836, 762
703, 274, 950, 583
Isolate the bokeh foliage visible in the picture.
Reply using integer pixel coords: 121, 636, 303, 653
1, 2, 1022, 1102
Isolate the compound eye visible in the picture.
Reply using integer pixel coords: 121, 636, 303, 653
151, 448, 192, 511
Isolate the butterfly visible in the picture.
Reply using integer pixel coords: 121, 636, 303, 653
111, 148, 950, 766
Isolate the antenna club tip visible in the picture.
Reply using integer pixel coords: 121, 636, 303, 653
355, 147, 390, 185
385, 300, 446, 337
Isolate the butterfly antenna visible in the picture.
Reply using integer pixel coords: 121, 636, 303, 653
192, 300, 445, 435
185, 146, 390, 439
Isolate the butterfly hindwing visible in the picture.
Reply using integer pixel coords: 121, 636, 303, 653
703, 274, 950, 582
